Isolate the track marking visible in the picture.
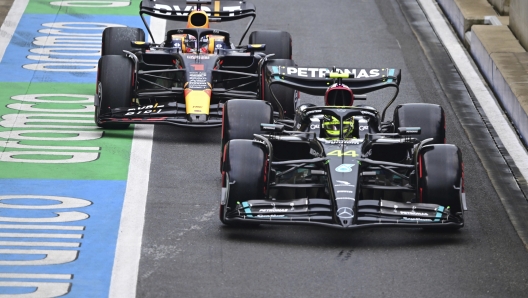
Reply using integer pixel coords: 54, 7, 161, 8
0, 0, 156, 296
0, 273, 72, 279
109, 17, 164, 298
0, 0, 28, 62
109, 125, 154, 297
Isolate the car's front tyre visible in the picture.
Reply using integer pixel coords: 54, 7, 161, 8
221, 139, 267, 225
95, 55, 134, 129
417, 144, 464, 230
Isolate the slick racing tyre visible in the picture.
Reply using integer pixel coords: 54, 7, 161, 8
249, 30, 292, 59
102, 27, 145, 56
95, 55, 133, 129
262, 59, 297, 119
221, 139, 267, 225
250, 31, 297, 119
393, 103, 446, 144
220, 99, 273, 172
418, 144, 464, 218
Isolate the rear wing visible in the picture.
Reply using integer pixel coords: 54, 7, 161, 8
140, 0, 256, 21
140, 0, 256, 44
265, 64, 401, 96
263, 63, 401, 121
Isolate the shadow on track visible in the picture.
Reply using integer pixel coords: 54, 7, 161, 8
219, 224, 466, 249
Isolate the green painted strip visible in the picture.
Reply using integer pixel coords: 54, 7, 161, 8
0, 82, 133, 180
25, 0, 142, 15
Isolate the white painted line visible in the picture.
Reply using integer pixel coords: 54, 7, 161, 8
109, 125, 154, 298
0, 273, 72, 279
418, 0, 528, 180
0, 0, 28, 62
0, 241, 80, 247
0, 233, 82, 238
0, 224, 84, 230
109, 17, 164, 298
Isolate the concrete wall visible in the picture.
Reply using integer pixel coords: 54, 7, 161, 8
488, 0, 509, 15
438, 0, 497, 43
509, 0, 528, 50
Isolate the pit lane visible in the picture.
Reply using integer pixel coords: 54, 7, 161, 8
0, 0, 523, 296
137, 0, 528, 297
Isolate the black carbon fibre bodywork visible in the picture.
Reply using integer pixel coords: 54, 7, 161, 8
95, 1, 274, 128
220, 67, 466, 229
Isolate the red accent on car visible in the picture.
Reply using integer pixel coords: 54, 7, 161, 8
221, 105, 226, 140
418, 154, 423, 178
222, 143, 228, 172
263, 154, 269, 195
324, 84, 354, 106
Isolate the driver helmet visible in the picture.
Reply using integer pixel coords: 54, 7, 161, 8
184, 35, 209, 53
322, 115, 355, 138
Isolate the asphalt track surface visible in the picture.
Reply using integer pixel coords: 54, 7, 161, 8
134, 0, 528, 297
3, 0, 524, 297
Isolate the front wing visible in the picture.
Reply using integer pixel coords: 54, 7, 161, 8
222, 198, 464, 229
95, 87, 259, 127
96, 101, 224, 128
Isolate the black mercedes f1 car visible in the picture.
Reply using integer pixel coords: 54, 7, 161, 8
94, 0, 296, 128
220, 62, 467, 230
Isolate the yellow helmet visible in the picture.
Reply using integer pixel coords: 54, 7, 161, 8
322, 116, 355, 138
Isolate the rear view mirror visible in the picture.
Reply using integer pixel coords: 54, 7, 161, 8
247, 44, 266, 51
398, 127, 421, 135
131, 41, 150, 49
261, 123, 284, 132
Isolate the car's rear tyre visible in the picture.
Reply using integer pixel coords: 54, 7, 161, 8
95, 55, 133, 129
221, 139, 267, 225
262, 59, 297, 119
220, 99, 273, 171
393, 103, 445, 144
249, 30, 292, 59
250, 31, 297, 119
418, 144, 464, 228
102, 27, 145, 56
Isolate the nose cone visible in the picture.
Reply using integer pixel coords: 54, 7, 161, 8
337, 207, 354, 227
185, 89, 211, 114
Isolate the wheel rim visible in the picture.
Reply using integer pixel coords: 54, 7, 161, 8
220, 172, 230, 223
95, 82, 103, 125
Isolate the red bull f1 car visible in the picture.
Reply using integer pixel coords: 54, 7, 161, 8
95, 0, 296, 128
220, 63, 467, 230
